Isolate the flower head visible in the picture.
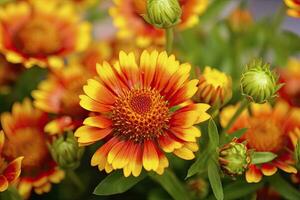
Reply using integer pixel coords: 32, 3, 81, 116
278, 58, 300, 107
220, 101, 300, 183
284, 0, 300, 18
241, 59, 280, 103
0, 0, 91, 68
0, 99, 64, 198
195, 66, 232, 108
75, 50, 210, 177
219, 138, 250, 176
32, 64, 92, 117
0, 131, 23, 192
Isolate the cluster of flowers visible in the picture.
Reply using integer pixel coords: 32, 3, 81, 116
0, 0, 299, 199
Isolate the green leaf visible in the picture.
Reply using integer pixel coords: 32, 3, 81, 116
268, 174, 300, 200
186, 148, 210, 179
223, 179, 263, 200
0, 187, 22, 200
150, 170, 191, 200
208, 119, 220, 149
208, 159, 223, 200
220, 128, 247, 146
93, 171, 146, 195
250, 152, 277, 165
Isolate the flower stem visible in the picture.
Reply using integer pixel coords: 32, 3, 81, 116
165, 28, 174, 54
67, 170, 84, 191
223, 99, 249, 132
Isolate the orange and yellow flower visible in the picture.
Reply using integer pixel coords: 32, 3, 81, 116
0, 131, 23, 192
284, 0, 300, 18
32, 64, 92, 118
0, 99, 64, 198
278, 58, 300, 107
220, 101, 300, 183
110, 0, 207, 47
75, 50, 210, 177
228, 7, 253, 32
0, 0, 91, 68
194, 66, 232, 107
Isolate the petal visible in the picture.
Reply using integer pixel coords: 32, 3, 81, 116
142, 140, 159, 171
83, 116, 112, 128
0, 131, 4, 154
170, 126, 201, 142
173, 146, 195, 160
107, 140, 126, 164
245, 165, 262, 183
140, 50, 158, 87
171, 110, 199, 128
155, 149, 169, 175
83, 79, 116, 105
0, 175, 8, 192
275, 161, 297, 174
158, 132, 183, 153
131, 144, 143, 177
111, 141, 131, 169
261, 163, 278, 176
75, 126, 112, 143
79, 95, 112, 113
168, 79, 199, 107
118, 51, 139, 87
4, 156, 23, 182
91, 137, 119, 167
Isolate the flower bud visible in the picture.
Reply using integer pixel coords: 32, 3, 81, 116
187, 177, 209, 199
194, 66, 232, 108
144, 0, 182, 29
219, 138, 251, 176
240, 59, 281, 104
49, 132, 84, 170
228, 8, 253, 33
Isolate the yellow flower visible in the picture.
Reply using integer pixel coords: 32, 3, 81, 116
284, 0, 300, 18
32, 64, 92, 117
195, 66, 232, 107
0, 0, 91, 68
75, 50, 210, 177
0, 99, 64, 198
220, 101, 300, 183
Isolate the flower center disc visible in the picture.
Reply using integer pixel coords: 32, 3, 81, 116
112, 88, 170, 142
14, 18, 61, 56
245, 119, 285, 153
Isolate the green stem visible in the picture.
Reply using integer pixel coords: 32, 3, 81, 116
223, 99, 249, 132
67, 170, 84, 191
165, 28, 174, 54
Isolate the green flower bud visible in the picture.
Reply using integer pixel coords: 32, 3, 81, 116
219, 139, 250, 176
144, 0, 182, 29
240, 59, 281, 104
49, 132, 84, 170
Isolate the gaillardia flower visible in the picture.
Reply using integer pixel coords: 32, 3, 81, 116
228, 7, 253, 32
1, 99, 64, 198
110, 0, 207, 47
32, 65, 92, 117
194, 66, 232, 108
284, 0, 300, 18
75, 50, 210, 177
0, 131, 23, 192
220, 101, 300, 183
0, 0, 91, 68
278, 58, 300, 107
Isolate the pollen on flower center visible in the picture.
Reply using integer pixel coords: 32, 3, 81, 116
246, 119, 284, 153
111, 88, 170, 142
14, 18, 61, 56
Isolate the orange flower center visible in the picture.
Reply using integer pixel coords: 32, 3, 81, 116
112, 88, 170, 142
245, 119, 285, 153
14, 18, 61, 56
3, 127, 50, 176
